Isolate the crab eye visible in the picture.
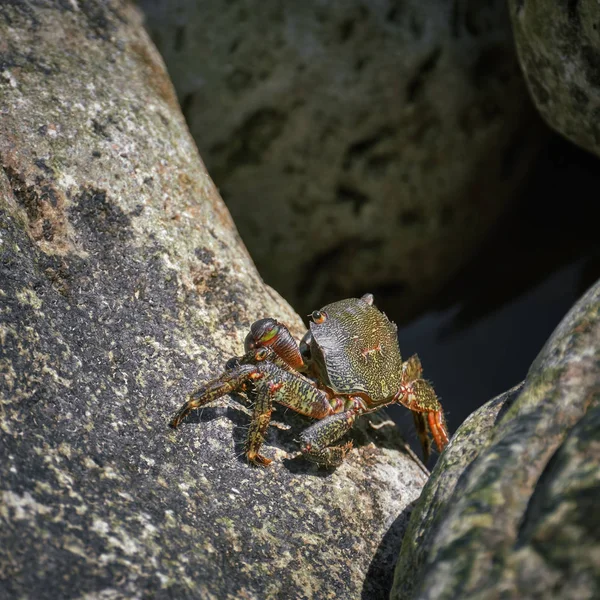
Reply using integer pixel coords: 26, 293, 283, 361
254, 347, 269, 361
311, 310, 326, 324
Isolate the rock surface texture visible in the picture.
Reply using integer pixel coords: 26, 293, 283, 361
139, 0, 542, 317
509, 0, 600, 158
0, 2, 427, 598
391, 280, 600, 599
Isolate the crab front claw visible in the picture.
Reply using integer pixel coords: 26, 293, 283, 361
244, 318, 306, 371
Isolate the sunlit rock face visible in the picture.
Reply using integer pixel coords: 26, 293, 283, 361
0, 2, 427, 598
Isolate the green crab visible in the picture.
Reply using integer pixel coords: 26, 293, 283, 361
170, 294, 449, 466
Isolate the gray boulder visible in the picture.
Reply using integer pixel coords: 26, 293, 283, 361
139, 0, 543, 317
0, 2, 427, 598
509, 0, 600, 157
392, 280, 600, 599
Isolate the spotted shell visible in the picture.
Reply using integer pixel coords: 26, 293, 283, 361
308, 297, 404, 403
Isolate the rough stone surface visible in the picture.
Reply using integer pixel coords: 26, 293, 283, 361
0, 2, 427, 599
139, 0, 542, 317
509, 0, 600, 158
391, 280, 600, 599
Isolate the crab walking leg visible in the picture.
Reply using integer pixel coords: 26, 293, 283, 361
260, 363, 332, 418
300, 409, 357, 467
246, 381, 276, 466
396, 378, 449, 454
246, 364, 334, 466
399, 354, 449, 457
402, 354, 423, 380
405, 351, 432, 459
427, 409, 449, 451
169, 364, 259, 429
412, 412, 432, 463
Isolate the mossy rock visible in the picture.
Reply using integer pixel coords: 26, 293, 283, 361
139, 0, 544, 318
392, 280, 600, 599
0, 2, 427, 598
509, 0, 600, 157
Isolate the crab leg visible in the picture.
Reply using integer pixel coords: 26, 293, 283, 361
262, 365, 332, 418
169, 364, 259, 429
300, 409, 357, 467
397, 354, 449, 458
412, 412, 432, 463
246, 363, 333, 466
402, 354, 424, 381
427, 408, 449, 452
396, 377, 449, 456
245, 380, 276, 466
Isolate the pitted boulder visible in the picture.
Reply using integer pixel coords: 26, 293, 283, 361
509, 0, 600, 157
0, 2, 427, 599
392, 280, 600, 599
139, 0, 544, 317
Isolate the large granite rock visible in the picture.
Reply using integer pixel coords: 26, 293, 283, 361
509, 0, 600, 158
391, 280, 600, 599
139, 0, 542, 318
0, 2, 427, 598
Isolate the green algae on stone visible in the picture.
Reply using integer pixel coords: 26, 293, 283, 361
0, 2, 426, 599
509, 0, 600, 158
391, 281, 600, 599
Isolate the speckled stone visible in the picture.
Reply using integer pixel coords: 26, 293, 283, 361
138, 0, 543, 317
0, 2, 427, 598
391, 280, 600, 599
509, 0, 600, 157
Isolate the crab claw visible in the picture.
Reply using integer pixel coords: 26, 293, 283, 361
244, 318, 305, 370
244, 319, 275, 352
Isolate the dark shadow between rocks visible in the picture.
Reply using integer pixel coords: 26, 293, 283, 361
362, 500, 419, 600
281, 455, 339, 477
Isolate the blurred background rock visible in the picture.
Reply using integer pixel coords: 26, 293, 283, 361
138, 0, 600, 455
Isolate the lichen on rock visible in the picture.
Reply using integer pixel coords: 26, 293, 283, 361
391, 281, 600, 599
509, 0, 600, 158
0, 2, 427, 598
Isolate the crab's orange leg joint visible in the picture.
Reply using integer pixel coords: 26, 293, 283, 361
428, 411, 449, 453
395, 360, 450, 458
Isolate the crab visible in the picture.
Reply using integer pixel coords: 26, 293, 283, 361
169, 294, 449, 467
